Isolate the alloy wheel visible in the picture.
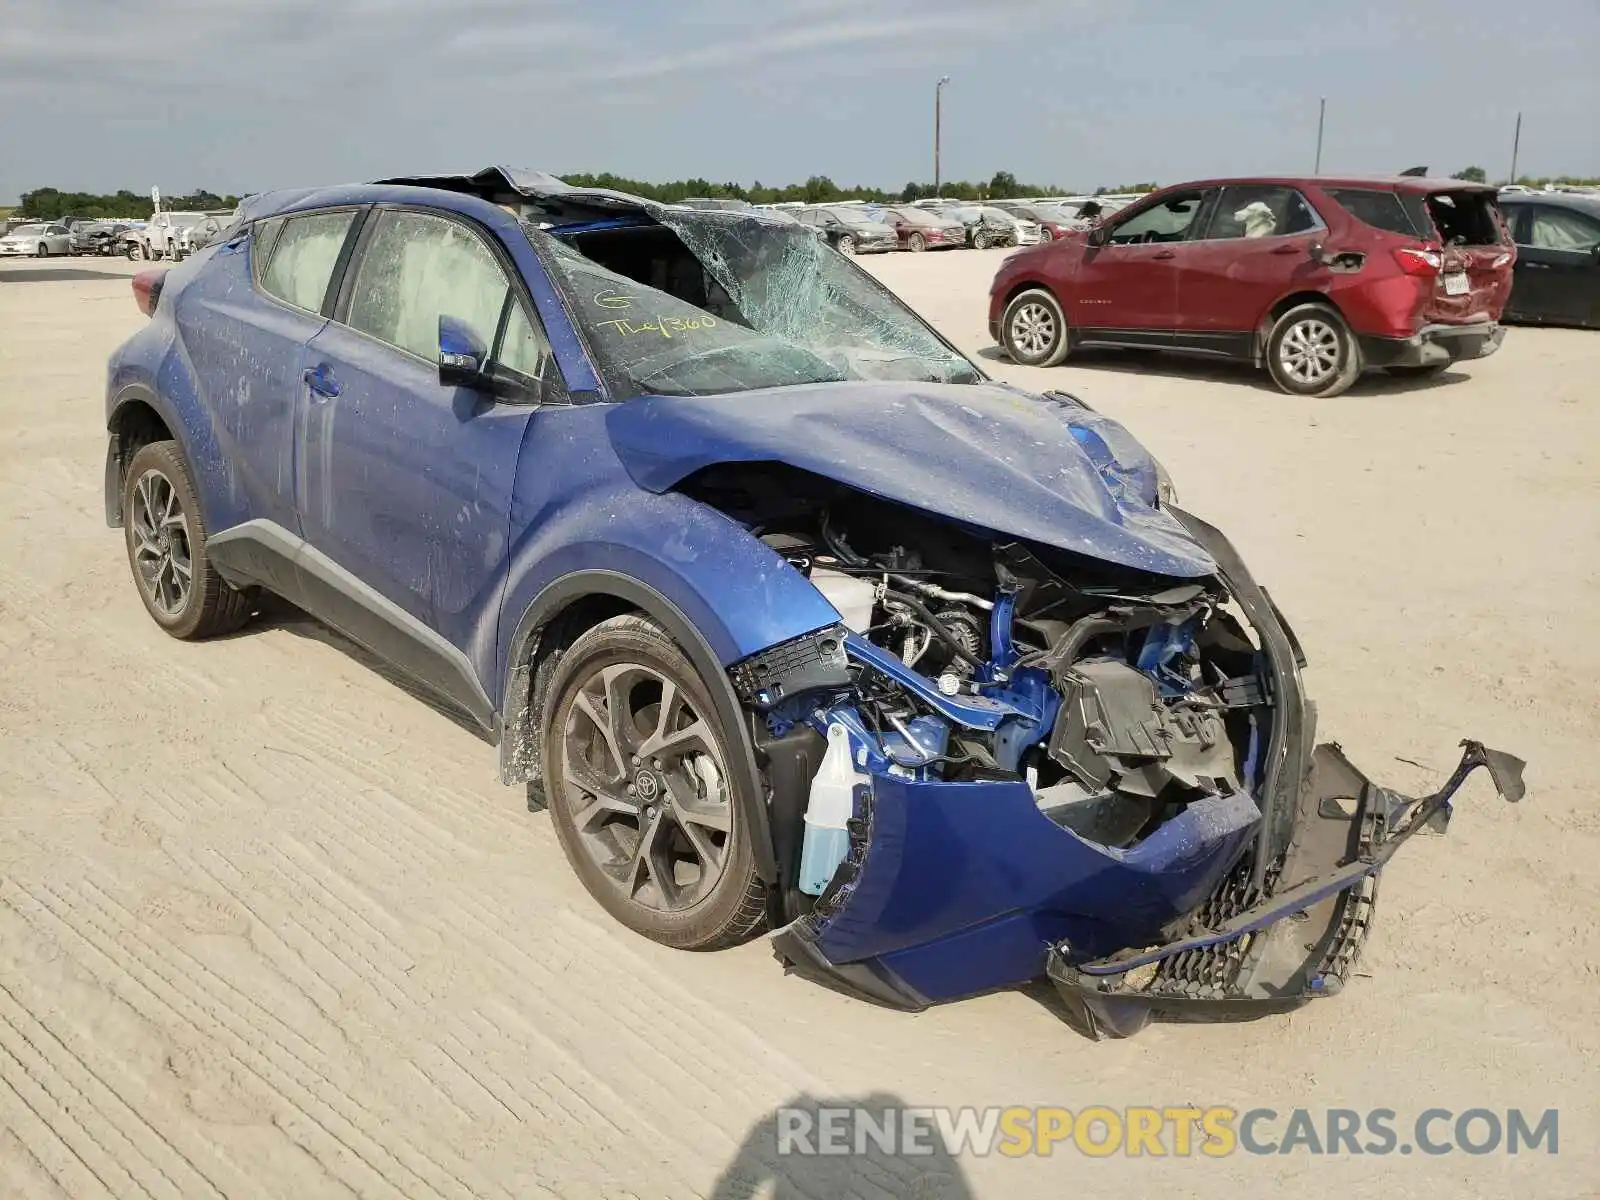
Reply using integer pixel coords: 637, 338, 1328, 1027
1009, 301, 1057, 357
558, 662, 733, 914
129, 468, 193, 618
1278, 318, 1341, 385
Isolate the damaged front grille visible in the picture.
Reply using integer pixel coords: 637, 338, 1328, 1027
1147, 855, 1274, 998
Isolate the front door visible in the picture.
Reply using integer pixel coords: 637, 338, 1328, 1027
1069, 189, 1209, 343
296, 207, 552, 677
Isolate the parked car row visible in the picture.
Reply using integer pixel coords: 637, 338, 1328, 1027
987, 173, 1599, 395
123, 210, 233, 262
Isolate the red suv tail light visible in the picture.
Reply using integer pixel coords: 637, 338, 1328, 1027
1392, 246, 1442, 276
132, 268, 166, 317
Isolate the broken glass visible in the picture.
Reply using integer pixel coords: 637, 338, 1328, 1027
528, 211, 981, 399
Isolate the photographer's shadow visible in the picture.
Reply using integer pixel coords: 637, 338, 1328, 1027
711, 1091, 975, 1200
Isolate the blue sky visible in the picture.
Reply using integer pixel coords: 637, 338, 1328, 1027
3, 0, 1595, 203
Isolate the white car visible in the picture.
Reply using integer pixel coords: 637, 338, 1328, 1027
0, 222, 73, 257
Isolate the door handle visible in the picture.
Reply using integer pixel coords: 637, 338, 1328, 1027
1270, 244, 1302, 255
303, 364, 342, 399
1523, 262, 1549, 270
1152, 250, 1176, 260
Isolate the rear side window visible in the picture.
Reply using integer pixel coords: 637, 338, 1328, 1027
1203, 186, 1325, 239
1325, 188, 1421, 236
259, 211, 356, 313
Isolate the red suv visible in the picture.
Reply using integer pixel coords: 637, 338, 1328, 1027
989, 175, 1514, 397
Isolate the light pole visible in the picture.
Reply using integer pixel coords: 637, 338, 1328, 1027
1509, 111, 1523, 185
1313, 96, 1326, 173
934, 75, 951, 196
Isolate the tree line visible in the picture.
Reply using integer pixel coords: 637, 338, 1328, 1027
16, 187, 241, 221
14, 174, 1147, 219
561, 171, 1158, 204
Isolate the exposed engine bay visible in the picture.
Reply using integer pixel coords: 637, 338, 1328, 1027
702, 467, 1265, 878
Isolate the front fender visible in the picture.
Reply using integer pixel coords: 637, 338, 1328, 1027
496, 485, 840, 688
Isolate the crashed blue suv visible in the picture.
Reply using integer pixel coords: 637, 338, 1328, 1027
105, 167, 1524, 1037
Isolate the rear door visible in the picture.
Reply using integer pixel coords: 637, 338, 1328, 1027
1507, 203, 1600, 327
297, 206, 548, 653
1069, 188, 1210, 343
178, 206, 359, 534
1176, 184, 1328, 353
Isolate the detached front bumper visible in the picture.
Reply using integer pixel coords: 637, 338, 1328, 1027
1047, 739, 1525, 1038
1359, 321, 1505, 368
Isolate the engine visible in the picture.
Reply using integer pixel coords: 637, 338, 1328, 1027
688, 465, 1270, 902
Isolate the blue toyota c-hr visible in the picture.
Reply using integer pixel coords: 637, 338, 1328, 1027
104, 167, 1522, 1037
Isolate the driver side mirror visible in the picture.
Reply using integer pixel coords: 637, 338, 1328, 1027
438, 315, 487, 388
438, 315, 541, 402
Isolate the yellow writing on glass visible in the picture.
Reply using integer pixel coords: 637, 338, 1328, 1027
596, 315, 718, 339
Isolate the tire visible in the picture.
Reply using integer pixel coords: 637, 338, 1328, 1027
1000, 287, 1071, 367
1384, 362, 1450, 380
122, 440, 256, 639
973, 230, 990, 250
908, 232, 926, 252
37, 243, 48, 258
836, 234, 857, 255
1038, 227, 1054, 243
542, 614, 767, 951
125, 241, 142, 260
1265, 302, 1362, 398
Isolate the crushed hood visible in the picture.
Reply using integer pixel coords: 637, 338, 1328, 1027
605, 381, 1216, 579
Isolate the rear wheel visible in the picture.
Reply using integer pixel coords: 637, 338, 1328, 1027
122, 441, 256, 639
1000, 287, 1071, 367
543, 614, 767, 951
1265, 303, 1361, 397
908, 232, 926, 252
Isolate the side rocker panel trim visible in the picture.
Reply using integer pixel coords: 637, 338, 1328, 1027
207, 518, 497, 733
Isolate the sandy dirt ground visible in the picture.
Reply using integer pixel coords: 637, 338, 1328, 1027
0, 250, 1596, 1199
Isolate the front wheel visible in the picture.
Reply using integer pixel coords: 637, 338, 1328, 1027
972, 229, 990, 250
1265, 303, 1361, 397
542, 614, 767, 951
836, 234, 857, 255
1000, 287, 1071, 367
907, 232, 926, 252
37, 243, 49, 258
1038, 227, 1054, 243
122, 441, 256, 639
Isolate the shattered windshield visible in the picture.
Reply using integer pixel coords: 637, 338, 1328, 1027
532, 213, 982, 399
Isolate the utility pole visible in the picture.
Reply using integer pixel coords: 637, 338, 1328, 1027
934, 75, 951, 196
1314, 96, 1326, 173
1509, 111, 1523, 185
